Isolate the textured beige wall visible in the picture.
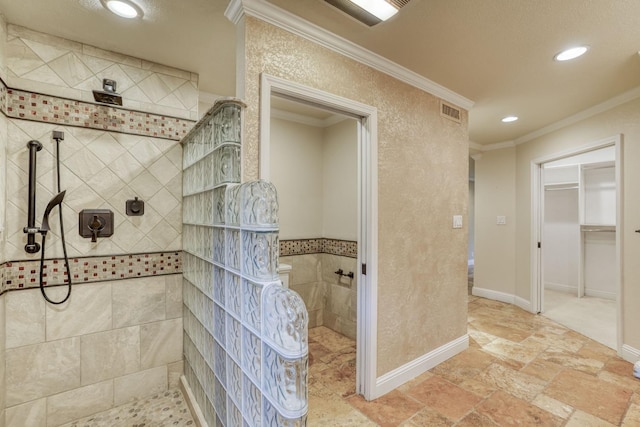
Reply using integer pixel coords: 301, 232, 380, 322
242, 17, 469, 376
474, 147, 516, 294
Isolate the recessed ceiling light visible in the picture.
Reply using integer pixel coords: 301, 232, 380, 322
348, 0, 399, 21
101, 0, 143, 19
501, 116, 518, 123
554, 46, 589, 62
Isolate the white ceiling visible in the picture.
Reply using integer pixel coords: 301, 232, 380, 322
1, 0, 639, 147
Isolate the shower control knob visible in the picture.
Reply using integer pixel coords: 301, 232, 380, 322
126, 197, 144, 216
79, 209, 114, 242
130, 200, 141, 213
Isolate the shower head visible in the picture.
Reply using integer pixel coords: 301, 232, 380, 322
93, 78, 123, 106
41, 191, 66, 234
93, 90, 123, 106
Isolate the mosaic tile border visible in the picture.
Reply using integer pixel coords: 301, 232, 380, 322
0, 78, 195, 141
280, 238, 357, 258
0, 251, 182, 295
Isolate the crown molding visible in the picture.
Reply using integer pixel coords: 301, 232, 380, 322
224, 0, 244, 24
480, 140, 515, 152
515, 84, 640, 145
225, 0, 474, 111
468, 141, 483, 151
468, 85, 640, 154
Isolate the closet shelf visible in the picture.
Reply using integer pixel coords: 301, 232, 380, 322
544, 182, 579, 190
580, 224, 615, 232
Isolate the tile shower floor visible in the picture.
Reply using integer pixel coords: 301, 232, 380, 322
308, 296, 640, 426
60, 389, 194, 427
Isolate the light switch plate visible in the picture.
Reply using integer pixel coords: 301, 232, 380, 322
453, 215, 463, 229
497, 215, 507, 225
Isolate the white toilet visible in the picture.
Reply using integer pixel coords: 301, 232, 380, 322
278, 263, 292, 288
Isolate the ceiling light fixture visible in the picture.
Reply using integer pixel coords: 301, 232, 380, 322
501, 116, 518, 123
101, 0, 143, 19
554, 46, 589, 62
324, 0, 408, 26
348, 0, 398, 21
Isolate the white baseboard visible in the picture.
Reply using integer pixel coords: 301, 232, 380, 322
514, 296, 532, 312
584, 289, 616, 300
544, 282, 578, 293
472, 287, 534, 313
472, 287, 515, 304
621, 345, 640, 364
373, 334, 468, 399
180, 375, 208, 427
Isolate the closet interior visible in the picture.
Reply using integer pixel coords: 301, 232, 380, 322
542, 146, 617, 349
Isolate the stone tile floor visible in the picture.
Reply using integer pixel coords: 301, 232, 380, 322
308, 295, 640, 426
60, 389, 194, 427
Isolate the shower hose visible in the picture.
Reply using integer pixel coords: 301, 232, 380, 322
40, 136, 72, 305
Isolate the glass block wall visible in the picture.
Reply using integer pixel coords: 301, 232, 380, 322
181, 98, 309, 426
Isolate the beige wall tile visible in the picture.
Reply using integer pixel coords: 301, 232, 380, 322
168, 360, 184, 389
114, 366, 167, 406
46, 380, 113, 427
0, 15, 8, 80
2, 118, 182, 261
308, 309, 323, 329
322, 311, 356, 341
10, 25, 82, 53
6, 338, 80, 406
290, 254, 321, 285
45, 283, 112, 341
326, 283, 355, 322
112, 278, 166, 328
5, 398, 46, 427
141, 318, 183, 369
0, 294, 5, 426
81, 327, 140, 385
165, 274, 183, 319
5, 288, 45, 349
8, 26, 196, 120
321, 254, 357, 284
290, 282, 325, 311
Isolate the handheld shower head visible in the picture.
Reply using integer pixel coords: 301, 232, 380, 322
41, 190, 66, 234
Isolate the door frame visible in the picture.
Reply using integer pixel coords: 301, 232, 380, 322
530, 135, 623, 352
259, 73, 379, 399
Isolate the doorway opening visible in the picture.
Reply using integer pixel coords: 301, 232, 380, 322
532, 137, 622, 351
269, 96, 360, 407
259, 74, 379, 401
